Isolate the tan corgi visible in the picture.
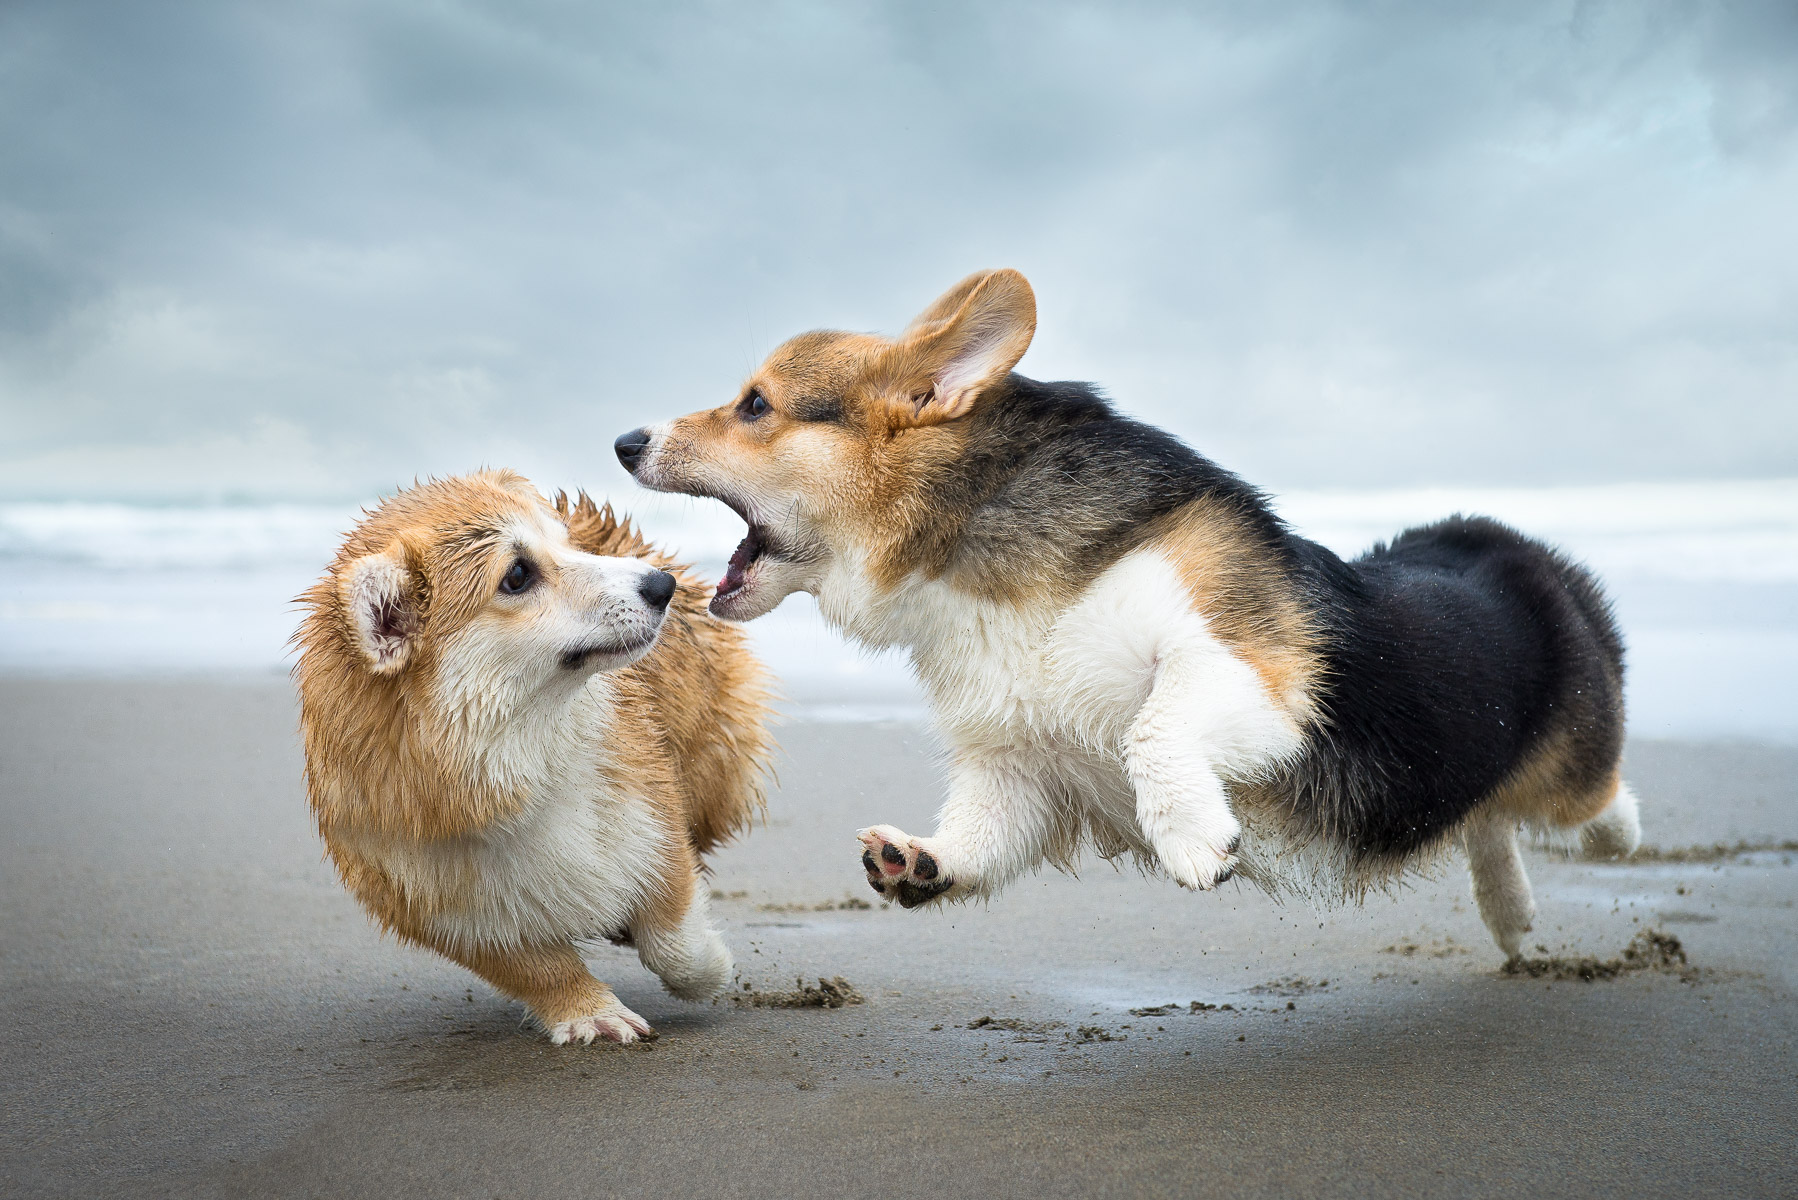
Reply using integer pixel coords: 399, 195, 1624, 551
294, 471, 773, 1042
615, 269, 1641, 960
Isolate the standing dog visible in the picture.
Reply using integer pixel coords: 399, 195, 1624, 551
294, 471, 772, 1041
615, 270, 1640, 959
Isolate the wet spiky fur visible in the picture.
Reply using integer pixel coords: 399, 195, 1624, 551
293, 471, 773, 1042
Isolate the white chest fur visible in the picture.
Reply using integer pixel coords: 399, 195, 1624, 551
819, 547, 1301, 783
420, 771, 670, 951
340, 685, 672, 953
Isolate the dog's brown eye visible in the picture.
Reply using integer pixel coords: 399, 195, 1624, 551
740, 391, 770, 421
499, 559, 536, 595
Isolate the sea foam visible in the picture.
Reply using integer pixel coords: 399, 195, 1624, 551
1, 480, 1793, 738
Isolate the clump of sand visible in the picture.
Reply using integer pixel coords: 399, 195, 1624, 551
757, 897, 875, 913
1503, 928, 1700, 983
1247, 976, 1333, 996
1129, 1001, 1237, 1015
731, 976, 865, 1008
966, 1015, 1065, 1033
1625, 839, 1798, 864
966, 1016, 1067, 1041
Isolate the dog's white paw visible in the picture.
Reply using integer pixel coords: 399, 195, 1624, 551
1578, 783, 1642, 861
1153, 824, 1241, 891
859, 825, 958, 908
546, 997, 654, 1045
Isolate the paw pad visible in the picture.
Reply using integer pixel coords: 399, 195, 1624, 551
857, 826, 953, 908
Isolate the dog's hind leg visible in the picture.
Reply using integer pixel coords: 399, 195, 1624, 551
1464, 810, 1536, 960
859, 747, 1062, 908
1576, 781, 1642, 861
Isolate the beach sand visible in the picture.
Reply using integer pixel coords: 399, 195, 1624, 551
2, 677, 1794, 1198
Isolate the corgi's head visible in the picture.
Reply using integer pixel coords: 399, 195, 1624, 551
617, 268, 1036, 619
300, 471, 675, 715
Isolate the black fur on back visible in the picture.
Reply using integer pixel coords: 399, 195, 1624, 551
929, 375, 1627, 866
928, 375, 1292, 590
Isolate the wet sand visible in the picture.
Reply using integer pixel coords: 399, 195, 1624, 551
2, 678, 1795, 1198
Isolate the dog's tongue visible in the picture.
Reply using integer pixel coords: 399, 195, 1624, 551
718, 532, 760, 597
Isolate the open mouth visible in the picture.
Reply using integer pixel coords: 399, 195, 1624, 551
716, 523, 775, 605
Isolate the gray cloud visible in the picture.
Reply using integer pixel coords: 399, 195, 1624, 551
0, 0, 1793, 500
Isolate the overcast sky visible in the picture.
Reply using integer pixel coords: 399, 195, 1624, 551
1, 0, 1793, 503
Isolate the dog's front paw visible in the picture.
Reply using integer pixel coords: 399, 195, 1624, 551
546, 996, 655, 1046
858, 825, 957, 908
1156, 830, 1241, 891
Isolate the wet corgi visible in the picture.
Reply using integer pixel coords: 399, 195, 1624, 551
615, 270, 1640, 959
294, 471, 772, 1041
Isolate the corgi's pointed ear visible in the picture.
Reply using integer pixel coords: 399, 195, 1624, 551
890, 269, 1036, 427
338, 549, 421, 675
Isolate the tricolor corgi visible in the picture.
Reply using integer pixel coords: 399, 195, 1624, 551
294, 471, 773, 1041
616, 270, 1640, 959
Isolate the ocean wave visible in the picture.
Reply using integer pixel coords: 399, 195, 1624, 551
2, 478, 1794, 581
0, 503, 359, 571
1274, 479, 1798, 584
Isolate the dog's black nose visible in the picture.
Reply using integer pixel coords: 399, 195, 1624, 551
614, 428, 653, 472
638, 569, 676, 610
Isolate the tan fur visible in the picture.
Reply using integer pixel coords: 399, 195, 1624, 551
293, 471, 772, 1039
1486, 731, 1621, 829
452, 943, 627, 1027
1140, 498, 1325, 722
